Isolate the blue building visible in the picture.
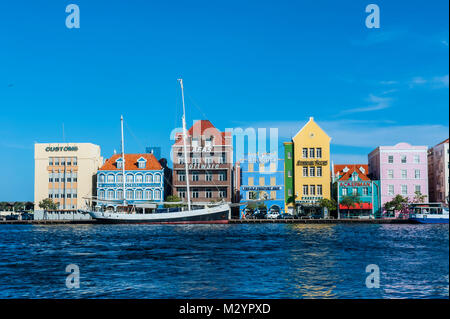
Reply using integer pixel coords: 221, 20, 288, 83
236, 152, 285, 218
97, 153, 164, 207
333, 164, 381, 219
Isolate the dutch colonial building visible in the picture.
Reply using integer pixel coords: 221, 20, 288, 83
333, 164, 381, 219
284, 117, 331, 217
172, 120, 233, 203
235, 152, 285, 218
368, 143, 428, 213
97, 153, 164, 205
428, 138, 449, 204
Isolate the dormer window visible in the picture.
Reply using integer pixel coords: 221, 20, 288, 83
137, 157, 147, 169
352, 173, 358, 181
116, 157, 124, 169
359, 166, 366, 174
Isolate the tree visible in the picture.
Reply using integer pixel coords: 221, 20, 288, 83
339, 195, 361, 209
319, 198, 337, 212
412, 191, 427, 204
163, 195, 183, 208
38, 198, 57, 211
384, 194, 409, 215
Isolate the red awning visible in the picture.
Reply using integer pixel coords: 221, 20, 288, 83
339, 202, 372, 209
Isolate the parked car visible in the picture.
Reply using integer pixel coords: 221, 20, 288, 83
278, 213, 294, 219
252, 210, 267, 219
21, 212, 34, 220
266, 212, 280, 219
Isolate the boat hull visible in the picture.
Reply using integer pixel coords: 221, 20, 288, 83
409, 217, 449, 224
87, 205, 230, 224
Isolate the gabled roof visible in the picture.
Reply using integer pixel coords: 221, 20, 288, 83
173, 120, 231, 146
99, 153, 162, 171
188, 120, 216, 135
292, 117, 331, 141
334, 164, 370, 181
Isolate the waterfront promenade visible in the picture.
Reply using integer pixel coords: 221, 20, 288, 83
0, 218, 414, 225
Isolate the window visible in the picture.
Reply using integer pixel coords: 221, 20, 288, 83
192, 172, 199, 181
73, 172, 77, 182
54, 173, 60, 182
73, 157, 78, 166
388, 155, 394, 164
342, 188, 347, 196
388, 170, 394, 179
302, 148, 308, 158
117, 174, 123, 183
99, 190, 105, 199
154, 174, 161, 183
317, 166, 322, 177
178, 157, 185, 164
107, 175, 115, 183
117, 190, 124, 200
205, 157, 213, 164
192, 190, 199, 198
352, 188, 358, 196
414, 169, 420, 179
310, 185, 316, 195
401, 155, 407, 164
117, 160, 123, 169
54, 158, 59, 166
154, 190, 161, 200
138, 161, 145, 169
414, 155, 420, 163
67, 158, 72, 166
178, 189, 186, 198
135, 174, 143, 183
316, 148, 322, 158
352, 173, 358, 181
415, 185, 421, 193
288, 189, 293, 196
49, 173, 54, 182
178, 172, 186, 182
219, 190, 227, 198
388, 185, 394, 195
60, 158, 65, 166
206, 172, 212, 181
303, 167, 308, 177
363, 187, 368, 196
126, 174, 133, 183
303, 185, 308, 195
144, 190, 152, 199
135, 190, 143, 200
288, 170, 292, 178
401, 185, 407, 195
401, 170, 407, 179
287, 152, 292, 159
126, 190, 133, 199
108, 190, 115, 199
49, 158, 53, 166
145, 174, 153, 183
206, 190, 212, 198
309, 148, 315, 158
192, 157, 200, 164
309, 167, 315, 177
317, 185, 322, 195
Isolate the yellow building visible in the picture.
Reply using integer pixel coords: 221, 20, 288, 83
284, 117, 331, 217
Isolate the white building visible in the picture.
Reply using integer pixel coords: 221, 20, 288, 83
34, 143, 103, 214
428, 139, 449, 204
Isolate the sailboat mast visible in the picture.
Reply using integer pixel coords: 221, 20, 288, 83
178, 78, 192, 211
121, 115, 126, 206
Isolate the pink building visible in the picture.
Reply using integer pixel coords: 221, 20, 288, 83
368, 143, 428, 215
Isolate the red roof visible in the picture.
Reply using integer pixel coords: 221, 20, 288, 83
334, 164, 370, 181
99, 153, 162, 171
174, 120, 230, 146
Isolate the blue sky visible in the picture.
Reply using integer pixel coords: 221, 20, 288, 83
0, 0, 448, 201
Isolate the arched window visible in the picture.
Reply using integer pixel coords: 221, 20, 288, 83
126, 174, 133, 183
107, 190, 115, 199
136, 189, 143, 199
154, 174, 161, 183
117, 189, 124, 200
144, 189, 152, 200
99, 190, 105, 199
154, 189, 161, 200
136, 174, 143, 183
98, 174, 105, 183
126, 190, 133, 199
145, 174, 153, 183
107, 174, 115, 183
117, 174, 123, 183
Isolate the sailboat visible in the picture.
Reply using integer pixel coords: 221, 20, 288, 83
85, 79, 231, 224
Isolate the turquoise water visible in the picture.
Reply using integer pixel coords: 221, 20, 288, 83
0, 224, 448, 298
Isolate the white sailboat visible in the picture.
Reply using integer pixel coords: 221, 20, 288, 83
86, 79, 231, 224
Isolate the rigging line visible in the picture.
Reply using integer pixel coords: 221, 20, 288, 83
124, 121, 145, 152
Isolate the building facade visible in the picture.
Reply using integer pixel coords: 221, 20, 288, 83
172, 120, 233, 204
334, 164, 381, 219
284, 117, 331, 217
428, 139, 449, 204
368, 143, 428, 213
236, 152, 285, 218
34, 143, 103, 211
97, 153, 164, 205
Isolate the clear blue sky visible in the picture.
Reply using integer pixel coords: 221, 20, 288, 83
0, 0, 448, 201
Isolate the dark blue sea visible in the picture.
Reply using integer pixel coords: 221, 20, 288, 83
0, 224, 448, 299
